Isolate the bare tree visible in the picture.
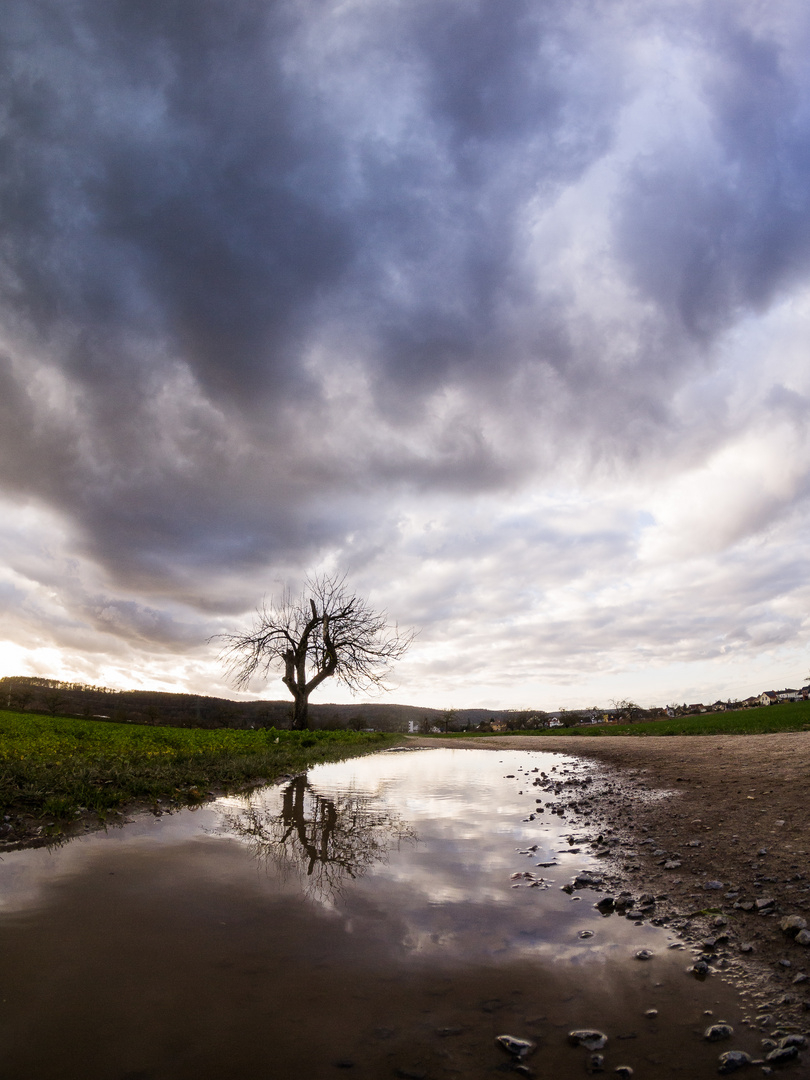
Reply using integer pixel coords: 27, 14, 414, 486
217, 573, 413, 729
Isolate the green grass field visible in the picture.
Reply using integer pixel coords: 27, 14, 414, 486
0, 710, 400, 828
434, 700, 810, 738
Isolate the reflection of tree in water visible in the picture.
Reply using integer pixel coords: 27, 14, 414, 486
221, 775, 416, 898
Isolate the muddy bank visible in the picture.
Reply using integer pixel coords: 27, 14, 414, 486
414, 733, 810, 1033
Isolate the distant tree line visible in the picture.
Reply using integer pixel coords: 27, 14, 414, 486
0, 677, 472, 732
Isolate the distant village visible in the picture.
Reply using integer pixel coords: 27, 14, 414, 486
409, 685, 810, 734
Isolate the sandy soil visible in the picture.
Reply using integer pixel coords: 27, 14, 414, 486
413, 733, 810, 1034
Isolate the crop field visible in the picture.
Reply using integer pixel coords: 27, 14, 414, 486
0, 710, 399, 830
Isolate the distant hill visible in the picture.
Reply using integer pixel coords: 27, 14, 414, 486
0, 676, 523, 732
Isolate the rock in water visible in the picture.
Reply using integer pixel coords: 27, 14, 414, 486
704, 1023, 734, 1042
765, 1045, 799, 1066
779, 1034, 806, 1049
568, 1030, 608, 1051
496, 1034, 536, 1058
717, 1050, 752, 1074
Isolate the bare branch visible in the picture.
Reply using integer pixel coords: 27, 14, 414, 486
214, 572, 414, 728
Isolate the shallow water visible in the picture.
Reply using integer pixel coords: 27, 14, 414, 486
0, 748, 763, 1078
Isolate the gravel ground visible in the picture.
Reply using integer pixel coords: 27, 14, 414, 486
413, 732, 810, 1036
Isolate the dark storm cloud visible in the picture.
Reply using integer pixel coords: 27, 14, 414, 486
2, 0, 810, 615
616, 6, 810, 339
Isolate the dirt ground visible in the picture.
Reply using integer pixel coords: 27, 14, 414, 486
414, 732, 810, 1034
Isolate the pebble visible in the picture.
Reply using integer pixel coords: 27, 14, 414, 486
691, 960, 710, 979
613, 1068, 633, 1079
588, 1052, 605, 1072
644, 1009, 658, 1018
704, 1023, 734, 1042
764, 1045, 799, 1066
779, 1034, 806, 1049
579, 930, 594, 939
703, 880, 724, 890
795, 929, 810, 946
779, 915, 807, 937
717, 1050, 752, 1074
634, 949, 653, 961
568, 1029, 608, 1051
573, 873, 603, 889
496, 1034, 536, 1058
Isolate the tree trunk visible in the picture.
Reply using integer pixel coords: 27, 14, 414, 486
291, 690, 309, 730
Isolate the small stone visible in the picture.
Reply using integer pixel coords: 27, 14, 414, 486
704, 1023, 734, 1042
588, 1052, 605, 1072
755, 897, 776, 910
579, 930, 595, 939
496, 1035, 536, 1058
779, 1034, 806, 1049
635, 949, 653, 961
704, 880, 724, 890
795, 929, 810, 946
717, 1050, 752, 1074
568, 1030, 608, 1051
779, 915, 808, 937
644, 1009, 658, 1019
664, 860, 682, 869
765, 1045, 799, 1065
691, 960, 710, 979
792, 973, 809, 984
739, 942, 754, 953
614, 1068, 633, 1078
574, 873, 603, 889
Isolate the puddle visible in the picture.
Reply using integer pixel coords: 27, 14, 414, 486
0, 749, 773, 1077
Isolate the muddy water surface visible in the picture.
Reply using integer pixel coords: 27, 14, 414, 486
0, 748, 763, 1078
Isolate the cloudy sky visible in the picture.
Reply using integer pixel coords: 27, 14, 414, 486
2, 0, 810, 711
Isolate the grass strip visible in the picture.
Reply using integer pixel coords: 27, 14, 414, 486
426, 700, 810, 738
0, 710, 401, 835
